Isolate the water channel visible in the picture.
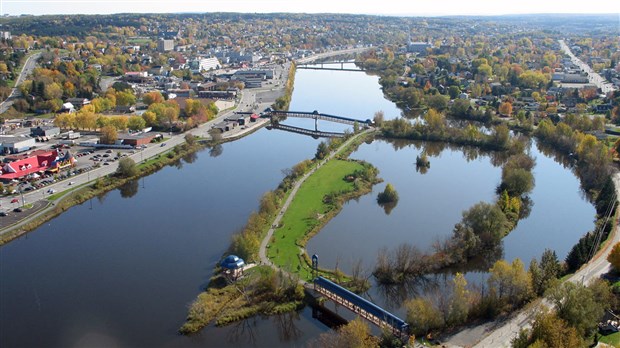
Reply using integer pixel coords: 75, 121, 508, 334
0, 64, 595, 347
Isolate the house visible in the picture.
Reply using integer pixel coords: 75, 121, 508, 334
66, 98, 90, 109
60, 102, 75, 113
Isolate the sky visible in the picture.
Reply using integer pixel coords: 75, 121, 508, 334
1, 0, 619, 16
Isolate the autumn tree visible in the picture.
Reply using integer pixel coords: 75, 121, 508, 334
54, 113, 76, 130
447, 273, 470, 326
488, 258, 532, 308
512, 311, 583, 348
316, 317, 379, 348
110, 116, 129, 131
100, 125, 118, 144
141, 111, 157, 127
142, 91, 164, 105
127, 116, 146, 132
607, 242, 620, 271
405, 297, 444, 337
498, 102, 513, 116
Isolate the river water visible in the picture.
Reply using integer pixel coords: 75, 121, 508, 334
0, 64, 594, 347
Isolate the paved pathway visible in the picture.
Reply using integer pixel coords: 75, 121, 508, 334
258, 129, 374, 279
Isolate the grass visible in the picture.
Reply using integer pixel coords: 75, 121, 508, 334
179, 265, 304, 335
599, 331, 620, 347
267, 159, 364, 280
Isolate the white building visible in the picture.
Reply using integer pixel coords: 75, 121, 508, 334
189, 57, 221, 73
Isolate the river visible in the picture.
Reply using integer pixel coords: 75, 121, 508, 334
0, 64, 594, 347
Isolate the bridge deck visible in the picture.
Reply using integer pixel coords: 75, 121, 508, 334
270, 110, 371, 125
313, 276, 409, 337
271, 123, 345, 138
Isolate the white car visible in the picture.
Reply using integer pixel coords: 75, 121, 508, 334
47, 189, 56, 194
68, 181, 75, 186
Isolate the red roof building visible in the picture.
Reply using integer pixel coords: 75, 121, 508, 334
0, 150, 58, 181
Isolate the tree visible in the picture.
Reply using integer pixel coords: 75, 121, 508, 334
457, 202, 509, 249
116, 157, 138, 178
405, 297, 444, 337
184, 133, 196, 146
373, 110, 384, 126
498, 102, 512, 116
547, 280, 610, 336
448, 85, 461, 100
447, 273, 470, 326
100, 125, 118, 144
142, 111, 157, 127
427, 95, 448, 111
607, 242, 620, 271
513, 311, 583, 348
127, 116, 146, 132
316, 317, 378, 348
450, 99, 470, 118
488, 258, 532, 307
315, 141, 329, 160
377, 183, 399, 203
110, 116, 129, 131
115, 90, 136, 107
142, 91, 164, 105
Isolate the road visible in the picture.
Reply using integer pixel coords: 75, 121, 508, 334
0, 52, 42, 114
0, 59, 294, 236
558, 40, 617, 94
443, 171, 620, 348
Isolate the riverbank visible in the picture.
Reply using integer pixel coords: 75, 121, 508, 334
180, 129, 378, 334
0, 140, 207, 245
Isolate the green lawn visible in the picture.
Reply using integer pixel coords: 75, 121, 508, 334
599, 331, 620, 347
268, 159, 364, 280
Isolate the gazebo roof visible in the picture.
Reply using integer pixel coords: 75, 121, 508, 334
220, 255, 245, 270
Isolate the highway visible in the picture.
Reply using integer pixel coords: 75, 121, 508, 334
0, 52, 42, 114
558, 40, 617, 94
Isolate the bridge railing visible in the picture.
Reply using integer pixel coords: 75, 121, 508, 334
313, 276, 409, 338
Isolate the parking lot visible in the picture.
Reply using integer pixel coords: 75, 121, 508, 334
0, 142, 143, 216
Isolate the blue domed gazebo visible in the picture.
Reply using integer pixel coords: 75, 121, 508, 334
220, 255, 245, 280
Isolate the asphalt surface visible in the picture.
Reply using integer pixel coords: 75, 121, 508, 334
0, 52, 42, 114
558, 40, 617, 94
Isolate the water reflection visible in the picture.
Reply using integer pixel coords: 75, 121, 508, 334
379, 201, 398, 215
209, 144, 224, 157
119, 180, 139, 198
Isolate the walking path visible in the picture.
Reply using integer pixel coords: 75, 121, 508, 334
258, 129, 374, 280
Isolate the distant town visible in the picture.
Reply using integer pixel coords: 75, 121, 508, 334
0, 11, 619, 348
